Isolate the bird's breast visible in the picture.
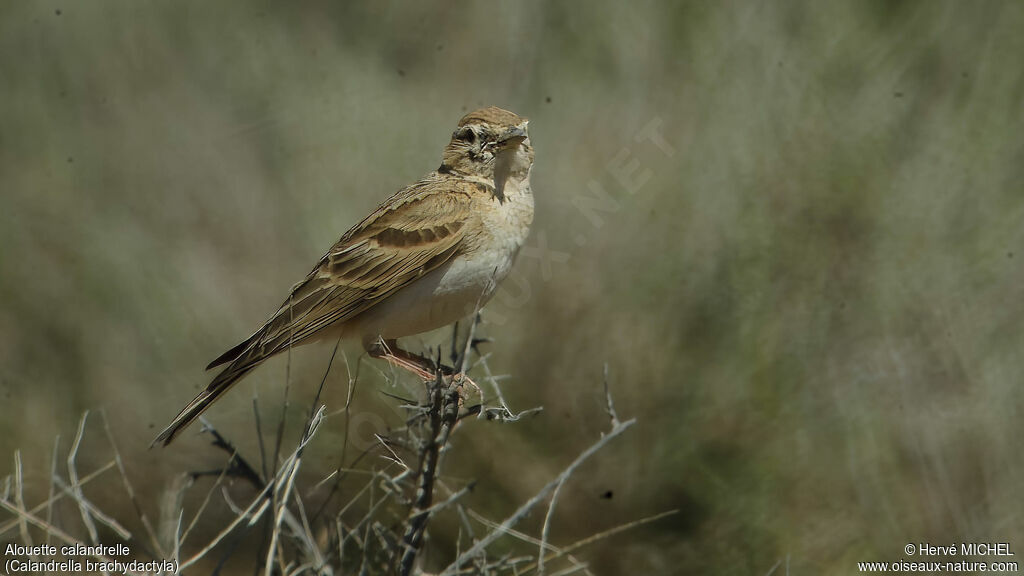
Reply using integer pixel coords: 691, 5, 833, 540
349, 182, 533, 340
435, 184, 533, 299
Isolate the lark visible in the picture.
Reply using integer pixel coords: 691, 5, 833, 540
154, 106, 534, 446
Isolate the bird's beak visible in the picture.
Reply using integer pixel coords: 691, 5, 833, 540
496, 126, 528, 147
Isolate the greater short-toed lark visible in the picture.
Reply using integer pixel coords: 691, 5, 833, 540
155, 106, 534, 446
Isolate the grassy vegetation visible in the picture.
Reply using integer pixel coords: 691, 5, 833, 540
2, 331, 659, 575
2, 2, 1023, 574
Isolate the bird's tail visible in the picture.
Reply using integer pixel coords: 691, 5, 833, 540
151, 362, 256, 447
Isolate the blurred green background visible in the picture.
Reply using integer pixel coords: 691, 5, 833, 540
2, 1, 1023, 574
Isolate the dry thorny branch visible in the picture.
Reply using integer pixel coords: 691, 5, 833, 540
0, 318, 676, 575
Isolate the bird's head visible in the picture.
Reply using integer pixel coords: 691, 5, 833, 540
440, 106, 533, 181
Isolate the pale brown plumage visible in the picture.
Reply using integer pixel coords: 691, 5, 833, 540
154, 106, 533, 446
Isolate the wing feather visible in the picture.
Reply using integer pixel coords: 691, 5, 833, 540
216, 175, 480, 371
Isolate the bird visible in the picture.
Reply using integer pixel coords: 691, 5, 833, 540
154, 106, 534, 446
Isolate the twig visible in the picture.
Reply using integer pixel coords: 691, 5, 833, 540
263, 293, 298, 575
51, 476, 132, 540
289, 487, 325, 570
602, 364, 620, 429
0, 460, 117, 537
199, 420, 266, 490
332, 468, 394, 524
520, 509, 679, 574
264, 405, 325, 576
764, 554, 790, 576
457, 308, 483, 376
306, 334, 342, 439
0, 498, 145, 575
419, 480, 475, 518
274, 296, 297, 474
100, 409, 163, 557
158, 472, 192, 558
464, 509, 564, 561
358, 481, 374, 575
339, 483, 393, 552
45, 435, 59, 548
185, 407, 324, 576
180, 454, 233, 545
441, 419, 636, 575
548, 564, 589, 576
173, 509, 183, 571
178, 481, 275, 571
399, 377, 461, 576
376, 434, 409, 470
537, 474, 567, 576
310, 352, 362, 524
13, 451, 33, 557
67, 411, 100, 545
476, 351, 514, 418
254, 395, 268, 482
336, 516, 345, 569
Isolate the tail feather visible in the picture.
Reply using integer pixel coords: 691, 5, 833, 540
206, 332, 260, 370
152, 363, 256, 447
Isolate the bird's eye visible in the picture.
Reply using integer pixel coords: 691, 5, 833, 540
456, 127, 477, 143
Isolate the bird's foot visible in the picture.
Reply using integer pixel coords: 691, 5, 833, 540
449, 372, 482, 402
368, 339, 481, 402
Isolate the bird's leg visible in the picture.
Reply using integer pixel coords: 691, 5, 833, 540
368, 338, 481, 396
368, 338, 437, 381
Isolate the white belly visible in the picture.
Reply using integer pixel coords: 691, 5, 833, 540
348, 247, 515, 340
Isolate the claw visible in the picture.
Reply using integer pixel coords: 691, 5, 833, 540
451, 373, 482, 404
369, 339, 480, 399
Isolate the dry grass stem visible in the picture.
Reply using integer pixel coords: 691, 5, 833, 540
1, 324, 669, 576
67, 411, 100, 545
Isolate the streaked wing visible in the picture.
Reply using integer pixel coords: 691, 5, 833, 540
219, 174, 481, 371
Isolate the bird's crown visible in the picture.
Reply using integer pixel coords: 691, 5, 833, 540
456, 106, 525, 129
